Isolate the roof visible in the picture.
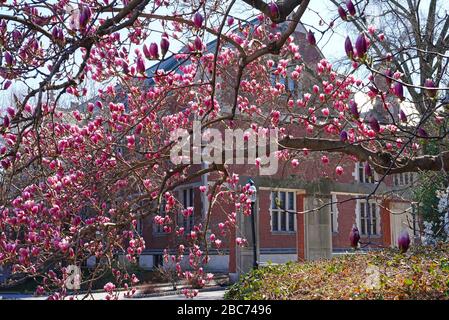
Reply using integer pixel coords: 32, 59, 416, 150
144, 16, 315, 85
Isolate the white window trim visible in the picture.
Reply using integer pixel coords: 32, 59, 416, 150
355, 199, 381, 236
270, 190, 297, 233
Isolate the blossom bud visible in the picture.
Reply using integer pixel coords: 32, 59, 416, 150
4, 51, 13, 65
268, 2, 280, 20
399, 109, 407, 123
364, 163, 373, 177
349, 100, 360, 118
393, 82, 405, 101
346, 0, 356, 16
345, 36, 353, 58
397, 229, 410, 253
193, 12, 203, 29
369, 115, 380, 133
160, 37, 170, 57
340, 130, 348, 142
355, 33, 367, 58
307, 30, 316, 46
149, 43, 159, 59
424, 78, 437, 98
338, 6, 347, 21
136, 57, 145, 74
194, 36, 203, 51
418, 127, 428, 138
349, 224, 360, 248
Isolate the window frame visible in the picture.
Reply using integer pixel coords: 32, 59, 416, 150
178, 187, 195, 233
356, 161, 376, 184
153, 199, 167, 235
357, 200, 381, 236
270, 190, 297, 233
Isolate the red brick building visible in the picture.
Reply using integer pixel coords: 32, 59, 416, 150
136, 20, 417, 277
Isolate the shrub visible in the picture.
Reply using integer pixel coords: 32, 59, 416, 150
225, 245, 449, 300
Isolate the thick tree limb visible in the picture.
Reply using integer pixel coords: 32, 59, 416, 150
241, 0, 304, 23
278, 136, 449, 174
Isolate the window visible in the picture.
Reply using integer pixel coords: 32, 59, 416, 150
411, 204, 419, 236
330, 194, 338, 233
358, 200, 380, 236
357, 162, 375, 183
153, 199, 167, 234
270, 191, 296, 232
153, 254, 163, 268
393, 173, 414, 186
136, 218, 143, 236
179, 188, 194, 232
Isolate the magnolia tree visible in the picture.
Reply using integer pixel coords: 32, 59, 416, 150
0, 0, 448, 299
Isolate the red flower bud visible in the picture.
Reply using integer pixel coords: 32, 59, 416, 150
418, 127, 428, 138
227, 16, 234, 26
4, 51, 13, 65
355, 33, 367, 58
52, 27, 59, 40
160, 37, 170, 57
3, 115, 10, 128
345, 36, 353, 58
364, 163, 373, 177
338, 6, 347, 21
346, 0, 356, 16
268, 2, 280, 20
424, 78, 438, 98
307, 30, 316, 46
369, 115, 380, 133
149, 42, 159, 59
340, 130, 348, 142
349, 225, 360, 249
349, 100, 359, 118
393, 82, 405, 101
79, 6, 91, 29
399, 109, 407, 123
12, 29, 22, 43
397, 229, 410, 253
136, 57, 145, 74
3, 80, 12, 90
193, 12, 203, 29
194, 36, 203, 51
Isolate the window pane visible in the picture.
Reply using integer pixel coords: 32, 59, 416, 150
189, 214, 194, 231
271, 192, 277, 209
372, 203, 377, 235
281, 212, 287, 231
280, 192, 286, 209
289, 213, 295, 231
272, 212, 279, 231
360, 203, 366, 235
359, 163, 364, 182
404, 173, 409, 185
288, 192, 294, 210
189, 188, 194, 206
